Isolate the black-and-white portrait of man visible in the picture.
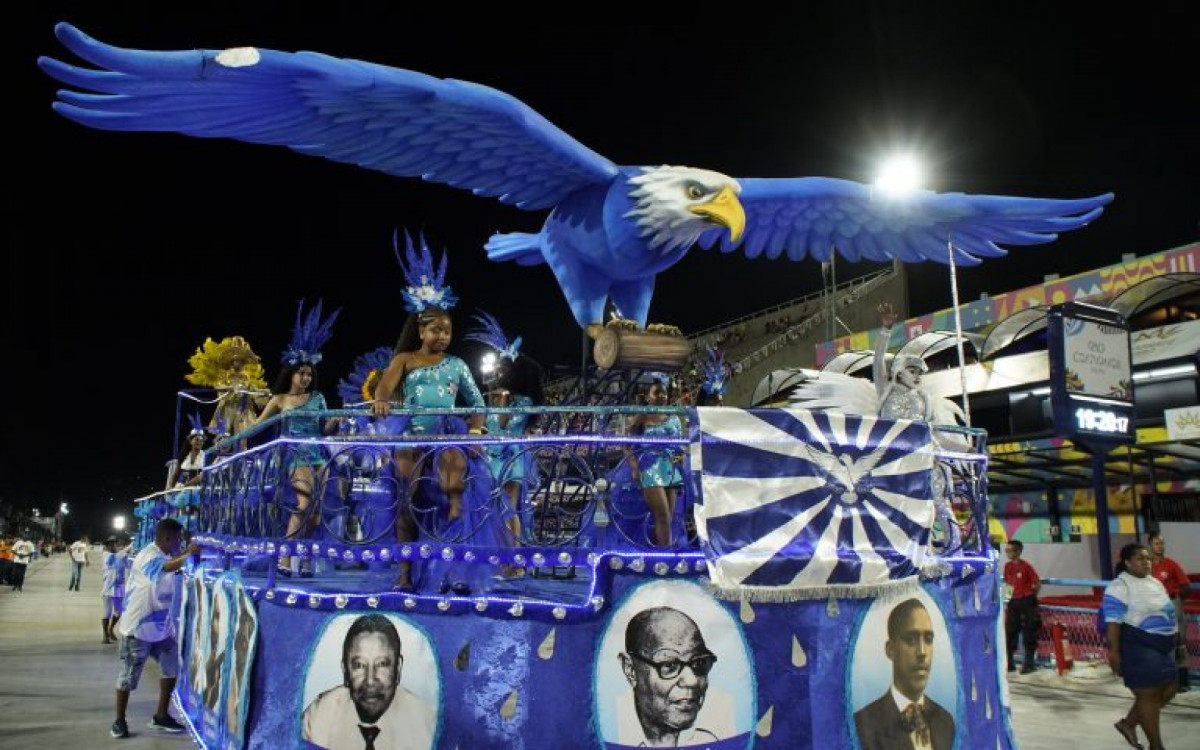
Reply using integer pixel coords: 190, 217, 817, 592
619, 607, 720, 747
596, 580, 754, 749
301, 614, 439, 750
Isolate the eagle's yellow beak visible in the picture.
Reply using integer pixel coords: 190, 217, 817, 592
690, 185, 746, 243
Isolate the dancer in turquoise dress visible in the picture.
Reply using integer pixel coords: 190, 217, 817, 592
372, 232, 488, 591
628, 375, 684, 548
467, 311, 544, 577
255, 300, 341, 576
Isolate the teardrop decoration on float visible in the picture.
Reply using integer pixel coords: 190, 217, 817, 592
740, 598, 756, 624
500, 689, 519, 720
756, 705, 774, 738
538, 628, 556, 660
791, 636, 807, 668
454, 642, 471, 672
825, 596, 840, 618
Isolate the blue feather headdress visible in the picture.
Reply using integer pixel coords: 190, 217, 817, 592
701, 347, 729, 396
282, 299, 341, 366
337, 346, 394, 406
186, 412, 205, 439
395, 230, 458, 313
648, 372, 672, 389
464, 310, 523, 361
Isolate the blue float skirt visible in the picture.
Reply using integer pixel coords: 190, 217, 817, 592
286, 445, 327, 473
1119, 624, 1177, 689
638, 449, 683, 489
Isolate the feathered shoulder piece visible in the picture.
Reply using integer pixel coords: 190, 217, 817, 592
395, 229, 458, 313
185, 336, 267, 390
464, 310, 523, 361
282, 299, 341, 366
701, 347, 729, 396
337, 346, 394, 406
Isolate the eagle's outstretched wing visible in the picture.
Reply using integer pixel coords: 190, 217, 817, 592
698, 177, 1112, 266
40, 23, 618, 211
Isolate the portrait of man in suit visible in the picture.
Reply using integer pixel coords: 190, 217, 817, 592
301, 614, 436, 750
854, 598, 955, 750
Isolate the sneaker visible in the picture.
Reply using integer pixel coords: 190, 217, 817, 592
1020, 664, 1037, 675
148, 715, 185, 733
110, 719, 129, 739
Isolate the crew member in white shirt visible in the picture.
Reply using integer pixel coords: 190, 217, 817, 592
110, 519, 198, 739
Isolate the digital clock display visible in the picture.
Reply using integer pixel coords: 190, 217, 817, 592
1074, 407, 1130, 434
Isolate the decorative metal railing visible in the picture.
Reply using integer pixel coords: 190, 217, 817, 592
134, 407, 991, 569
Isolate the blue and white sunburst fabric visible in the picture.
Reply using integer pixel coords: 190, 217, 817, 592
695, 407, 936, 600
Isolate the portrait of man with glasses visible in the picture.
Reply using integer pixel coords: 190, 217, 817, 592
617, 606, 721, 747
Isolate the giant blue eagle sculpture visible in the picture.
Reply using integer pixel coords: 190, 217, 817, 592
41, 23, 1112, 330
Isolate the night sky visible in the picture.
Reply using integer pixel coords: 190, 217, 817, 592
8, 4, 1197, 537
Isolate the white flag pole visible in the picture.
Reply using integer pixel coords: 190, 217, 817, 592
947, 234, 972, 426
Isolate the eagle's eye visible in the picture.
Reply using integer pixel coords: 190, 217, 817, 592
686, 184, 706, 200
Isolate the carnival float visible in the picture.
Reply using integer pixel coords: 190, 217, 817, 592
42, 22, 1116, 749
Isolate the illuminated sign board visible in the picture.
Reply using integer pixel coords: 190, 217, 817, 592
1048, 303, 1135, 445
1062, 318, 1133, 402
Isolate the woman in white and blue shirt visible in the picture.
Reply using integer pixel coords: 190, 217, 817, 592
1104, 543, 1180, 750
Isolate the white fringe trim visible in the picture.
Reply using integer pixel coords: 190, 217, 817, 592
707, 575, 921, 604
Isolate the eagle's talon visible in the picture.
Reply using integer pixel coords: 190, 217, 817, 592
605, 318, 640, 332
646, 323, 683, 337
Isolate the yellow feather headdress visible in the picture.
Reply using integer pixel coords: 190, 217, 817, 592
185, 336, 268, 390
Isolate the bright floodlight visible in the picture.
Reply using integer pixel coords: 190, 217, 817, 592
481, 352, 498, 375
875, 154, 924, 196
113, 515, 126, 531
60, 502, 69, 515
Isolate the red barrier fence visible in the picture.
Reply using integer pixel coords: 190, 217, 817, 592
1034, 593, 1199, 675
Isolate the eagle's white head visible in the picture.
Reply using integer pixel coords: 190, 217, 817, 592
625, 166, 746, 254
